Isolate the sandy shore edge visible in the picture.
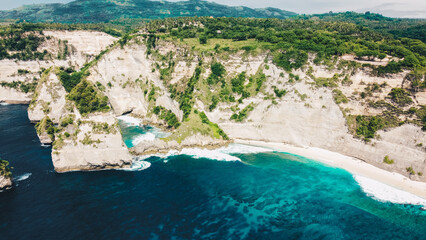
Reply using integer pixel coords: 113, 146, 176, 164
235, 139, 426, 200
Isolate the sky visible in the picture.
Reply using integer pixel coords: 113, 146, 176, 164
1, 0, 425, 18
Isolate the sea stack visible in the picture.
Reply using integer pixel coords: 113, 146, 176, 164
0, 160, 12, 190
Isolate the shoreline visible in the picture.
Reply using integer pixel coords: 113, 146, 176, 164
235, 139, 426, 201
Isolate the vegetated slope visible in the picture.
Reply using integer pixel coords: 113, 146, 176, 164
295, 12, 426, 42
0, 0, 296, 23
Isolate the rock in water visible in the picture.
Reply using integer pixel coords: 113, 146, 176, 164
0, 175, 12, 190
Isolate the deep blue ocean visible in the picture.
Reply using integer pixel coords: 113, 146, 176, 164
1, 104, 426, 240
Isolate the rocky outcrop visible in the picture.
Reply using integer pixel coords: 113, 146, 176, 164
51, 110, 133, 172
28, 69, 67, 123
0, 175, 12, 190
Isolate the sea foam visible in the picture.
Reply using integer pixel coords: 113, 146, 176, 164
117, 115, 142, 126
123, 161, 152, 171
218, 143, 273, 154
15, 173, 32, 182
132, 132, 157, 146
0, 102, 10, 106
152, 144, 271, 162
354, 175, 426, 206
179, 148, 241, 161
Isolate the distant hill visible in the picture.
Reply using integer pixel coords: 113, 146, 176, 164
0, 0, 296, 23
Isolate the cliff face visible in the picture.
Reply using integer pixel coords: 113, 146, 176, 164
86, 41, 182, 119
28, 70, 67, 123
2, 30, 425, 178
26, 66, 132, 171
51, 111, 132, 172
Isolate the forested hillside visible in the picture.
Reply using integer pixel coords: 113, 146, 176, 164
0, 0, 296, 23
296, 12, 426, 42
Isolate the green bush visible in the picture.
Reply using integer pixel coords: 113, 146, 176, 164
406, 166, 415, 175
273, 86, 287, 98
58, 70, 86, 92
60, 115, 74, 127
355, 115, 384, 140
230, 104, 255, 122
388, 88, 413, 106
35, 116, 57, 140
207, 62, 226, 85
153, 106, 180, 129
67, 80, 110, 114
199, 35, 208, 44
0, 160, 12, 178
178, 65, 202, 120
209, 96, 219, 111
332, 89, 348, 104
199, 111, 229, 140
383, 155, 394, 164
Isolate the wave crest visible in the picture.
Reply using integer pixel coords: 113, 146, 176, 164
117, 115, 141, 126
355, 175, 426, 206
15, 173, 32, 182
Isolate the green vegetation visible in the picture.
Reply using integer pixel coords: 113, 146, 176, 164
149, 17, 425, 79
198, 111, 229, 140
92, 122, 117, 134
0, 160, 12, 178
296, 11, 426, 42
388, 88, 413, 106
60, 115, 75, 127
332, 89, 348, 104
177, 63, 202, 120
57, 67, 87, 92
406, 166, 416, 175
67, 80, 110, 115
164, 110, 228, 143
148, 87, 156, 101
355, 116, 384, 141
0, 80, 37, 93
273, 86, 287, 98
0, 24, 47, 60
0, 0, 295, 23
273, 48, 308, 71
35, 116, 57, 141
415, 106, 426, 130
207, 62, 226, 85
80, 133, 101, 145
153, 106, 180, 129
353, 113, 399, 141
314, 74, 339, 88
231, 104, 255, 122
17, 69, 30, 75
383, 155, 394, 164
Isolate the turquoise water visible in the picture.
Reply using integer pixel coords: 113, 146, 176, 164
1, 104, 426, 239
118, 119, 170, 148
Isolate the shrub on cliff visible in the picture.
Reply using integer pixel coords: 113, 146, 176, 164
35, 116, 57, 140
388, 88, 413, 106
0, 160, 12, 178
67, 80, 110, 114
153, 106, 180, 129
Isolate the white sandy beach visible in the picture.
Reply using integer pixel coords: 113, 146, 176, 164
235, 139, 426, 204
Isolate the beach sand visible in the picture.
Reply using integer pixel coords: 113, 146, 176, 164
235, 139, 426, 202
